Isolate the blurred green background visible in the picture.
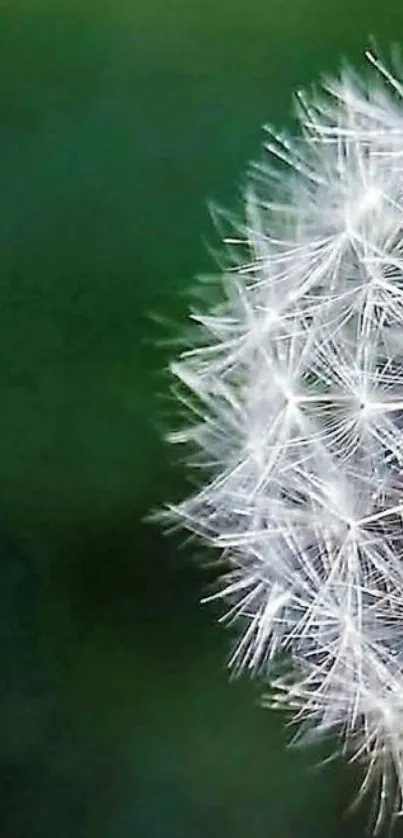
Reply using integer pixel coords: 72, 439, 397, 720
0, 2, 402, 836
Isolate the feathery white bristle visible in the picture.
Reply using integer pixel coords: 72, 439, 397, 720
165, 49, 403, 831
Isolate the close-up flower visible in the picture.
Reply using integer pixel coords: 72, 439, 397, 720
166, 50, 403, 833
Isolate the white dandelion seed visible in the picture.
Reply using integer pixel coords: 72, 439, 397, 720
163, 48, 403, 831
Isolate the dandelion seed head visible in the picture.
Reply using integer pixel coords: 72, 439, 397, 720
163, 48, 403, 831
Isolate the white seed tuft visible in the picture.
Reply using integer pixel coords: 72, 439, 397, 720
164, 49, 403, 831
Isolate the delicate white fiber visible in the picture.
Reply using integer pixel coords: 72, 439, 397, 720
164, 49, 403, 831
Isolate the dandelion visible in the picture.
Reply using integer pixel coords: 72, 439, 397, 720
163, 48, 403, 831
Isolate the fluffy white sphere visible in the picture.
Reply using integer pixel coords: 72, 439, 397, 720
165, 49, 403, 832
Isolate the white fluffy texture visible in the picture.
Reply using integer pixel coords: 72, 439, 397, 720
167, 51, 403, 830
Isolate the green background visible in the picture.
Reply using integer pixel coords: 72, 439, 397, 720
0, 2, 402, 836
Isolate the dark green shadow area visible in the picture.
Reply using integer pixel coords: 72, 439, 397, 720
0, 2, 402, 836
